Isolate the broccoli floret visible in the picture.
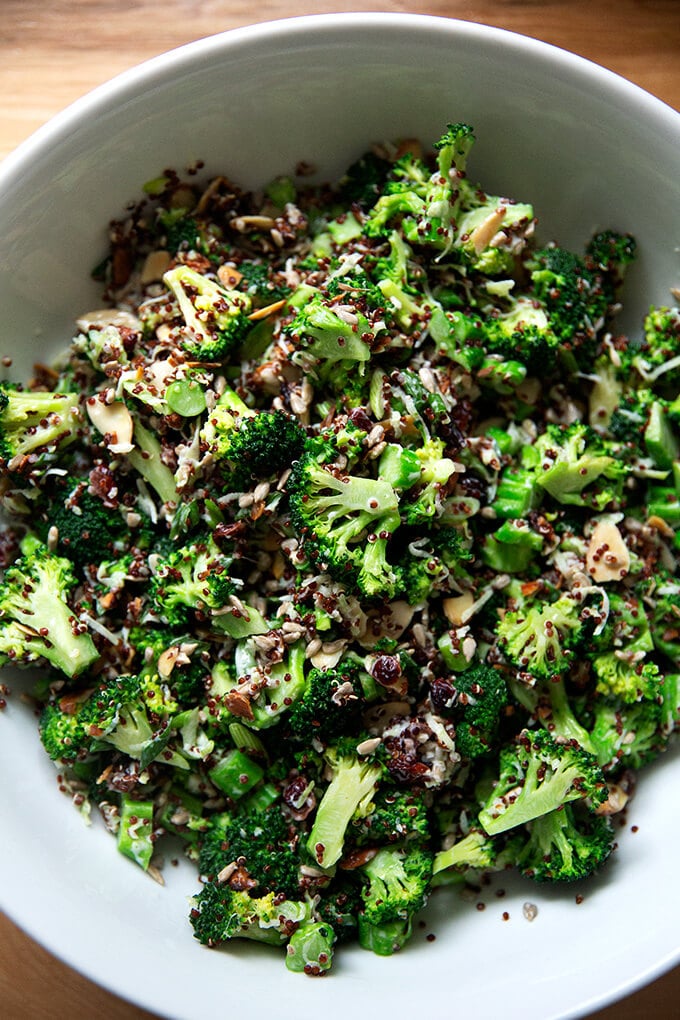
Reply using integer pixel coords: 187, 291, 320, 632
130, 628, 210, 705
287, 659, 364, 744
163, 264, 253, 361
79, 673, 183, 768
398, 438, 458, 527
197, 808, 301, 898
350, 788, 430, 847
527, 245, 610, 370
324, 267, 386, 314
285, 291, 375, 368
517, 673, 596, 755
517, 802, 614, 882
586, 229, 637, 277
588, 674, 678, 772
306, 739, 384, 869
0, 384, 82, 471
40, 477, 127, 568
364, 190, 427, 241
237, 260, 292, 305
589, 651, 664, 704
149, 534, 236, 627
287, 433, 402, 600
397, 525, 472, 606
161, 213, 204, 253
633, 306, 680, 395
450, 663, 509, 760
455, 198, 534, 276
0, 535, 98, 678
532, 423, 624, 509
478, 729, 608, 835
496, 593, 583, 681
38, 699, 91, 762
315, 878, 362, 944
365, 123, 474, 252
209, 640, 307, 730
483, 300, 560, 376
591, 592, 654, 657
189, 883, 310, 948
356, 845, 433, 955
71, 324, 132, 373
200, 384, 305, 484
336, 149, 392, 209
608, 388, 657, 446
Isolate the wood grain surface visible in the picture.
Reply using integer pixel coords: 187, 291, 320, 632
1, 2, 679, 1018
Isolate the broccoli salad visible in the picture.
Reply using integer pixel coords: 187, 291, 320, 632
0, 122, 679, 975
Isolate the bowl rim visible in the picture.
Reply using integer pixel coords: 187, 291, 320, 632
1, 11, 679, 186
0, 12, 679, 1020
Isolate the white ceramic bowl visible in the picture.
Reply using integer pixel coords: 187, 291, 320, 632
1, 14, 679, 1020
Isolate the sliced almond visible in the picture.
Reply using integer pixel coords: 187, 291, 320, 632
469, 206, 507, 254
647, 514, 675, 538
86, 398, 134, 453
443, 591, 475, 627
157, 645, 180, 678
217, 264, 243, 288
586, 520, 630, 582
223, 689, 255, 720
595, 782, 631, 816
140, 250, 172, 284
247, 298, 287, 321
76, 308, 141, 332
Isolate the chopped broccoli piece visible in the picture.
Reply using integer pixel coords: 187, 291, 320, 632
149, 534, 236, 627
287, 659, 364, 744
0, 384, 82, 470
163, 264, 253, 361
0, 535, 98, 678
190, 883, 310, 948
198, 808, 301, 897
200, 384, 305, 484
350, 788, 430, 847
306, 740, 384, 869
287, 431, 402, 599
517, 803, 614, 882
450, 663, 509, 759
497, 594, 583, 681
478, 729, 608, 835
357, 845, 433, 955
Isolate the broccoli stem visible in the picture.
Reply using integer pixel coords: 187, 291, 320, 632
307, 757, 382, 869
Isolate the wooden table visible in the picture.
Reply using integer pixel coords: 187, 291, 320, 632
1, 2, 679, 1017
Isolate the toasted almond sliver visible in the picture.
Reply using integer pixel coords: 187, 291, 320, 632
247, 299, 287, 321
140, 250, 172, 285
86, 398, 134, 450
217, 264, 243, 288
469, 206, 507, 254
158, 645, 180, 678
443, 591, 476, 627
647, 514, 675, 538
586, 520, 630, 583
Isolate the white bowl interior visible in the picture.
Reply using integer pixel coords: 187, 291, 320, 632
0, 14, 679, 1020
